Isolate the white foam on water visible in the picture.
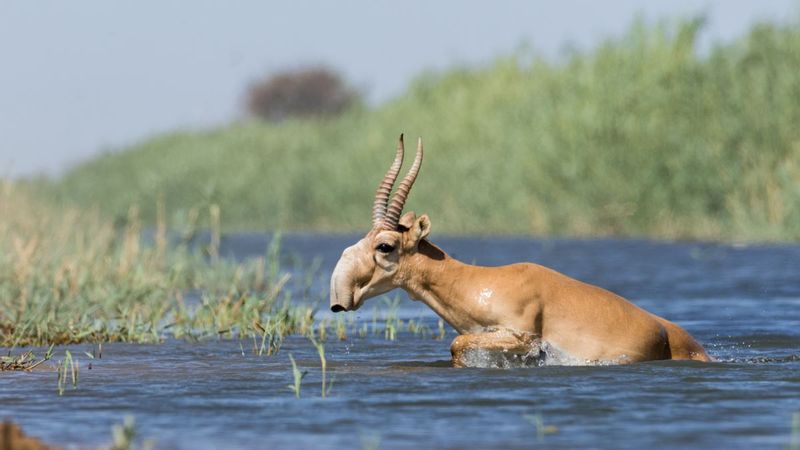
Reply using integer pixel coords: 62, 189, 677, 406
458, 340, 628, 368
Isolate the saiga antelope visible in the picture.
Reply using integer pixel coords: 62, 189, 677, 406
330, 135, 711, 367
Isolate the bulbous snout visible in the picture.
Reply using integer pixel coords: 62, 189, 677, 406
330, 248, 357, 313
329, 273, 352, 313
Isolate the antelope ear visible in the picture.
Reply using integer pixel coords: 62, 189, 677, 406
398, 211, 417, 230
408, 214, 431, 247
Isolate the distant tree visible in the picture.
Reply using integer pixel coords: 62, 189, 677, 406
245, 66, 361, 122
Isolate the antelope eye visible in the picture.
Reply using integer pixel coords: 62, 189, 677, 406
376, 243, 395, 253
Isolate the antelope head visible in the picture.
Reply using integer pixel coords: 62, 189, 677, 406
330, 134, 431, 312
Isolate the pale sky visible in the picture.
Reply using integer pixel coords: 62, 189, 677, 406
0, 1, 795, 177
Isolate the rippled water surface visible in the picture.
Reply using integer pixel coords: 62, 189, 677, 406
3, 235, 799, 449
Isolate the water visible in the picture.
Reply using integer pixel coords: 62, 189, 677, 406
2, 235, 799, 449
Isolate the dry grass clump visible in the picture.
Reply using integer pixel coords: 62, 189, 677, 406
0, 346, 51, 372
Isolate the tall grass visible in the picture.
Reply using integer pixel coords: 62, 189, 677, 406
49, 17, 800, 241
0, 181, 314, 347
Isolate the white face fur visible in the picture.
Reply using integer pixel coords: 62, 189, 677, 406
329, 213, 431, 312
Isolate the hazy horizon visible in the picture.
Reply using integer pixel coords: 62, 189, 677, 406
1, 1, 796, 177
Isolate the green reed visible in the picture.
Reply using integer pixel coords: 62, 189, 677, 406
110, 416, 155, 450
0, 183, 314, 349
287, 335, 334, 399
309, 334, 334, 398
287, 354, 306, 398
523, 413, 559, 441
382, 297, 400, 341
312, 296, 449, 343
48, 16, 800, 242
56, 350, 78, 396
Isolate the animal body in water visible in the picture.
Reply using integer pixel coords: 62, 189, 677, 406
329, 135, 711, 367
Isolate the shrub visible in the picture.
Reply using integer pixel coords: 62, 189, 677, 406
245, 66, 361, 121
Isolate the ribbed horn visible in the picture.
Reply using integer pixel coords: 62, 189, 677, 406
372, 134, 405, 227
382, 137, 423, 230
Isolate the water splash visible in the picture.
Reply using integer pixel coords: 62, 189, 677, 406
457, 340, 626, 368
715, 354, 800, 364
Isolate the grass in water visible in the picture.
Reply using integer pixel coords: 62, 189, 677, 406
0, 344, 53, 372
56, 350, 79, 396
790, 411, 800, 450
382, 297, 401, 341
287, 354, 307, 398
0, 182, 315, 348
523, 413, 559, 441
309, 335, 334, 398
110, 416, 156, 450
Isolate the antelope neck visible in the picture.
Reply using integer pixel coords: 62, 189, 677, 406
398, 240, 485, 333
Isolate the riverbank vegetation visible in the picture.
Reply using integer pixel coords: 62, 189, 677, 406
48, 18, 800, 241
1, 182, 442, 360
0, 181, 314, 348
